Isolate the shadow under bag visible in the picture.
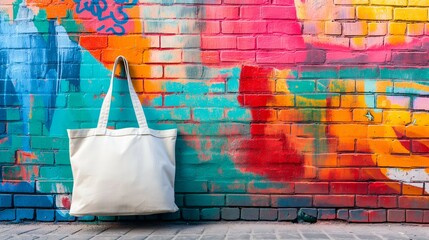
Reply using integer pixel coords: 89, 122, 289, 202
68, 56, 178, 216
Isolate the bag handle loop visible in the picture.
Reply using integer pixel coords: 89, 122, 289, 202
96, 56, 148, 134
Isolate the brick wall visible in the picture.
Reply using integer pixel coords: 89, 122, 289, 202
0, 0, 428, 222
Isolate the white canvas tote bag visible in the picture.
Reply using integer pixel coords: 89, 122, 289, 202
68, 56, 179, 216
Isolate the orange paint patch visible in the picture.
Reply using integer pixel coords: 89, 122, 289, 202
16, 151, 37, 164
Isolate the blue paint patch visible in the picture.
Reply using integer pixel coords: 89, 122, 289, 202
0, 209, 15, 221
16, 208, 34, 221
0, 8, 81, 147
36, 209, 54, 222
0, 181, 35, 193
55, 210, 76, 222
14, 195, 54, 208
0, 194, 12, 207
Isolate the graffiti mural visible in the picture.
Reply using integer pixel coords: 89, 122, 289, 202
0, 0, 428, 222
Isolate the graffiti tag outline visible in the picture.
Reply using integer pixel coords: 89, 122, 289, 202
74, 0, 137, 35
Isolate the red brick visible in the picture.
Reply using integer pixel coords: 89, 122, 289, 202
356, 195, 378, 208
247, 181, 294, 194
202, 6, 239, 19
268, 21, 302, 34
224, 0, 266, 4
368, 182, 401, 195
257, 36, 283, 49
369, 209, 387, 223
360, 168, 389, 181
237, 37, 256, 50
273, 0, 294, 4
318, 168, 360, 181
240, 79, 276, 93
251, 109, 277, 122
378, 196, 397, 208
80, 36, 108, 49
313, 195, 355, 207
406, 210, 424, 223
317, 209, 336, 220
257, 36, 306, 50
411, 140, 429, 153
424, 210, 429, 223
295, 182, 329, 194
201, 51, 220, 64
244, 95, 294, 107
240, 6, 260, 19
250, 124, 291, 136
338, 154, 376, 167
261, 6, 296, 19
331, 182, 368, 194
256, 52, 295, 64
337, 209, 348, 220
295, 50, 326, 64
399, 196, 429, 209
388, 209, 405, 222
201, 36, 236, 49
222, 21, 267, 34
349, 209, 369, 223
220, 51, 255, 62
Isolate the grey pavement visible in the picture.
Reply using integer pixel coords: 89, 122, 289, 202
0, 222, 427, 240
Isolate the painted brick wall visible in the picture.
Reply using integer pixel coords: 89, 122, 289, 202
0, 0, 429, 223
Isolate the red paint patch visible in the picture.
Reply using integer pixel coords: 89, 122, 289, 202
232, 66, 305, 181
61, 196, 71, 209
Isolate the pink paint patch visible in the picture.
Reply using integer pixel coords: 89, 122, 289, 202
413, 97, 429, 110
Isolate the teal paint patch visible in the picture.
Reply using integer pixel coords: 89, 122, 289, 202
184, 82, 210, 94
0, 151, 15, 163
193, 108, 224, 121
339, 67, 379, 78
209, 82, 225, 93
380, 67, 429, 80
54, 151, 70, 165
299, 67, 337, 79
164, 81, 183, 92
36, 181, 73, 193
165, 94, 241, 107
17, 151, 54, 165
316, 79, 354, 93
13, 0, 24, 20
225, 67, 241, 92
364, 81, 378, 107
225, 108, 251, 122
39, 166, 72, 180
287, 80, 316, 93
145, 107, 191, 121
177, 123, 249, 136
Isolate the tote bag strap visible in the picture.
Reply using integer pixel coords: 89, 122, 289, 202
96, 56, 148, 134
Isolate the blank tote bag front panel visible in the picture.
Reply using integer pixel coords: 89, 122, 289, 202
68, 56, 179, 216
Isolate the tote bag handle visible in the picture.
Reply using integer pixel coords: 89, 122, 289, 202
96, 56, 148, 134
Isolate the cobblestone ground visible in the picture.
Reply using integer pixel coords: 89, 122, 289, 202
0, 222, 427, 240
